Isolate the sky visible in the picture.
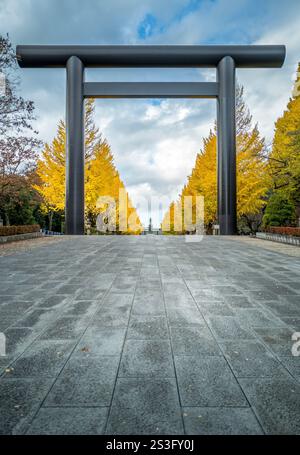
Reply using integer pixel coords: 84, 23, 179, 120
1, 0, 300, 227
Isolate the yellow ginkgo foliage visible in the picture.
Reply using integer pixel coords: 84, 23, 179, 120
163, 85, 270, 232
34, 99, 142, 234
268, 63, 300, 206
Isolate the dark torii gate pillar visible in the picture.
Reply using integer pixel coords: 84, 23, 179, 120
16, 45, 285, 235
66, 56, 85, 235
217, 56, 236, 235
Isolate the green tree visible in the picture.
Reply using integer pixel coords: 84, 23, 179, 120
262, 192, 296, 227
1, 180, 39, 225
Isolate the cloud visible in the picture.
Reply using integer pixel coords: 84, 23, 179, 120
237, 6, 300, 142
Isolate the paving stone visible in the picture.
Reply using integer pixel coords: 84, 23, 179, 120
1, 300, 34, 314
40, 281, 65, 290
0, 378, 54, 434
135, 285, 162, 295
12, 308, 56, 330
244, 290, 278, 301
206, 316, 255, 340
163, 283, 190, 296
86, 273, 116, 290
2, 285, 33, 296
3, 340, 75, 378
44, 355, 119, 406
110, 278, 136, 293
76, 327, 126, 356
161, 275, 184, 283
278, 356, 300, 380
285, 281, 300, 291
57, 284, 82, 295
185, 280, 216, 292
3, 328, 38, 357
27, 407, 108, 435
101, 292, 134, 309
187, 288, 224, 300
106, 378, 183, 434
235, 308, 286, 328
221, 340, 287, 378
183, 407, 263, 435
75, 288, 104, 300
167, 307, 205, 326
266, 284, 298, 295
0, 315, 16, 331
132, 295, 165, 315
119, 340, 175, 378
138, 277, 161, 288
92, 307, 131, 327
197, 301, 235, 316
62, 300, 99, 317
213, 285, 244, 296
254, 327, 296, 356
127, 315, 169, 340
170, 325, 221, 356
38, 295, 68, 309
0, 356, 14, 375
281, 316, 300, 330
224, 295, 255, 308
239, 377, 300, 434
23, 290, 51, 302
175, 355, 248, 407
40, 316, 88, 340
263, 299, 300, 318
164, 293, 196, 309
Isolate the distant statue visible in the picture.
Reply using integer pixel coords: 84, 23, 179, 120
148, 217, 152, 233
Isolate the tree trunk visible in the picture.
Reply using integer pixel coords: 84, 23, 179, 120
4, 211, 10, 226
49, 211, 53, 231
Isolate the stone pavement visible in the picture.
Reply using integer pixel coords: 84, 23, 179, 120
0, 235, 299, 435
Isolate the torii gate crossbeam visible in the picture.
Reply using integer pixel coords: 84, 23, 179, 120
16, 45, 285, 235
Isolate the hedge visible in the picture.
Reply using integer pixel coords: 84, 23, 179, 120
0, 224, 40, 236
265, 226, 300, 237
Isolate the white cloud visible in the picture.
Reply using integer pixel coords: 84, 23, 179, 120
238, 9, 300, 142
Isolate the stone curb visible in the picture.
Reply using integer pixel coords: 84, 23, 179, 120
0, 231, 43, 244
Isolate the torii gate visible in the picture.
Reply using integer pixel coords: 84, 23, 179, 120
16, 44, 285, 235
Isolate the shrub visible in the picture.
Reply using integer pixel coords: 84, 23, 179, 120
0, 224, 40, 236
265, 226, 300, 237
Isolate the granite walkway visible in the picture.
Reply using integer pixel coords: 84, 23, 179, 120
0, 235, 299, 435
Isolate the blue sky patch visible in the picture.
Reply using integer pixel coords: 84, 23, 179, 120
137, 13, 158, 39
174, 0, 204, 22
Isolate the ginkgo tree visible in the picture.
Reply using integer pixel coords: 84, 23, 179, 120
34, 99, 142, 233
162, 84, 270, 233
265, 63, 300, 225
